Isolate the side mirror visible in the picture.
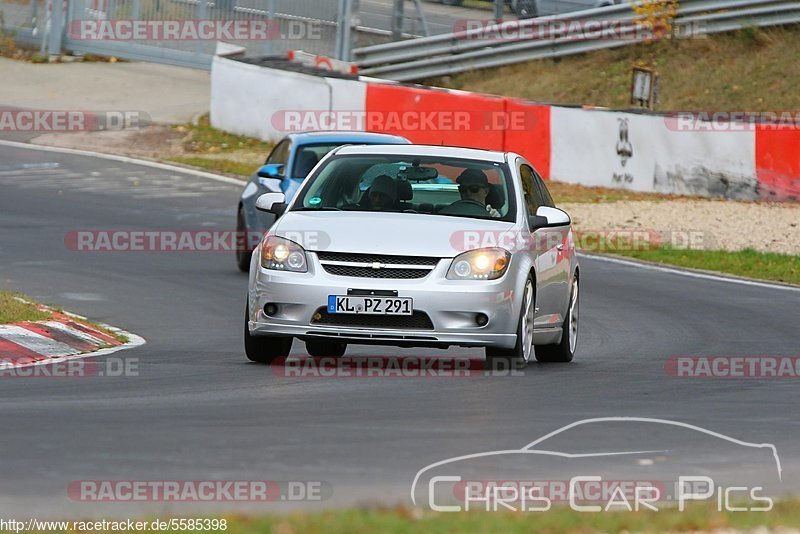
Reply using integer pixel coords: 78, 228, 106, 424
257, 164, 284, 179
255, 192, 287, 216
529, 206, 571, 230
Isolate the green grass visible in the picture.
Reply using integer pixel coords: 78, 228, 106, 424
176, 114, 273, 155
0, 291, 50, 323
548, 181, 683, 204
607, 247, 800, 286
21, 502, 800, 533
0, 289, 129, 342
166, 156, 253, 178
165, 114, 273, 178
429, 26, 800, 112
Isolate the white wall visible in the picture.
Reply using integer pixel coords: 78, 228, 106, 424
210, 56, 366, 142
549, 107, 758, 199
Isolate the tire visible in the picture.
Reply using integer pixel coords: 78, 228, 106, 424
305, 339, 347, 358
485, 277, 535, 368
235, 207, 252, 273
244, 303, 293, 363
535, 274, 579, 363
512, 0, 537, 19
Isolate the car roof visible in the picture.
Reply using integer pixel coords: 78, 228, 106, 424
287, 131, 411, 144
333, 144, 508, 163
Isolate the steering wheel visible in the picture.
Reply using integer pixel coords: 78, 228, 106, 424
448, 200, 486, 209
437, 199, 490, 217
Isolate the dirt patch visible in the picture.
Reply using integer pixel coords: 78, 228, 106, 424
564, 200, 800, 255
29, 123, 270, 177
31, 125, 186, 159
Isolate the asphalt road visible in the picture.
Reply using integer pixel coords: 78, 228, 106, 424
1, 143, 799, 519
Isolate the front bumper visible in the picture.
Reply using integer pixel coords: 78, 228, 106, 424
248, 254, 520, 349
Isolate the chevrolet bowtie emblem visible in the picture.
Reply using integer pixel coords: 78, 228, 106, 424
371, 262, 384, 270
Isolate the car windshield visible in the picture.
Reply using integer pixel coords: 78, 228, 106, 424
292, 155, 515, 222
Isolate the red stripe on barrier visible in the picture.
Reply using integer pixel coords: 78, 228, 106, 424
18, 322, 98, 352
755, 127, 800, 200
0, 338, 45, 366
364, 83, 506, 150
504, 99, 551, 178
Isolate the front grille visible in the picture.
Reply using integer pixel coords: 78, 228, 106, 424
311, 308, 434, 330
316, 252, 440, 266
316, 251, 440, 279
322, 265, 432, 279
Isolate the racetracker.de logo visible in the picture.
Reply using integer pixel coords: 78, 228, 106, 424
66, 19, 283, 40
67, 480, 330, 502
664, 111, 800, 132
666, 356, 800, 378
0, 110, 148, 132
64, 230, 329, 252
452, 19, 705, 41
270, 356, 526, 378
271, 110, 539, 133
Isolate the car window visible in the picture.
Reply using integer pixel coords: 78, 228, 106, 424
533, 169, 556, 208
292, 144, 340, 178
292, 155, 515, 222
519, 164, 544, 215
265, 139, 291, 166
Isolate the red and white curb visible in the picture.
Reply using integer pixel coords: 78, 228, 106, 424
0, 302, 144, 370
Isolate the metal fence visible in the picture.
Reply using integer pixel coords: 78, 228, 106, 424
354, 0, 800, 81
1, 0, 508, 66
0, 0, 361, 68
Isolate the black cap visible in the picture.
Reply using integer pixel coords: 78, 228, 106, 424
457, 169, 489, 188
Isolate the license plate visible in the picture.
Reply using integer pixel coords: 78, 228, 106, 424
328, 295, 413, 315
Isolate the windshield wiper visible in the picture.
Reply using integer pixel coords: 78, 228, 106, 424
295, 207, 342, 212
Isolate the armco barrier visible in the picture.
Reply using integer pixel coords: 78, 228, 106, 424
209, 55, 798, 201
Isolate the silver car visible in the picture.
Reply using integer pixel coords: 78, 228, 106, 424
245, 145, 579, 366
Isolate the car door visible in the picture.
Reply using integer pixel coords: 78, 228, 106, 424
518, 160, 562, 328
533, 167, 571, 319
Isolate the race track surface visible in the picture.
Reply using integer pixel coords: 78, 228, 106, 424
1, 144, 798, 517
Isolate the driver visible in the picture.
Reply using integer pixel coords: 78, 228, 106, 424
456, 169, 501, 218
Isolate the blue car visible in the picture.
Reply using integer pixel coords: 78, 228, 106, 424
236, 131, 411, 271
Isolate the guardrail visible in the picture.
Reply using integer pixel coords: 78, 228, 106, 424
354, 0, 800, 81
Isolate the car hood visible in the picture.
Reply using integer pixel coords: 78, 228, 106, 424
273, 211, 516, 258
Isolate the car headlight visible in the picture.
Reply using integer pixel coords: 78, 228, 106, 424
261, 235, 308, 272
447, 248, 511, 280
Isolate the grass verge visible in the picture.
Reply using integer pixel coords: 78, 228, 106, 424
23, 502, 800, 533
428, 26, 800, 111
165, 115, 273, 178
0, 291, 51, 323
0, 289, 128, 342
604, 247, 800, 286
548, 181, 684, 204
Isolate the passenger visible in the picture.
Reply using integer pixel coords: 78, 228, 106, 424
365, 175, 398, 211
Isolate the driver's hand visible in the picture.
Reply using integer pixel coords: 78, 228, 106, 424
486, 205, 501, 218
